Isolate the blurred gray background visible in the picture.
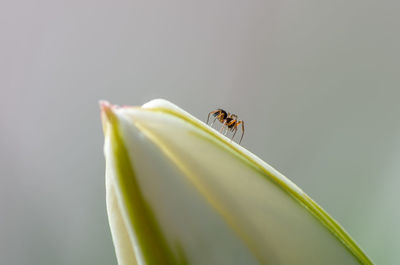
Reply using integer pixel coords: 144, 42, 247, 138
1, 0, 399, 264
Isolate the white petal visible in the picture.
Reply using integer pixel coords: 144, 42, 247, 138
102, 99, 374, 265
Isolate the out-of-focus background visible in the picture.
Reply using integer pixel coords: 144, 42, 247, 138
1, 0, 399, 264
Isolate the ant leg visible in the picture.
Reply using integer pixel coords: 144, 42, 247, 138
210, 117, 218, 127
232, 127, 237, 141
219, 122, 227, 134
239, 121, 245, 144
223, 126, 230, 136
207, 110, 219, 124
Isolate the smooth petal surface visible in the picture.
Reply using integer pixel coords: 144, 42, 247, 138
101, 99, 374, 265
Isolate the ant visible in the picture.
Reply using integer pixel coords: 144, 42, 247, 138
206, 109, 245, 144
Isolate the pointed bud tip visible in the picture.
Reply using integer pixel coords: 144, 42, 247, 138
99, 100, 115, 122
99, 100, 120, 136
99, 100, 111, 111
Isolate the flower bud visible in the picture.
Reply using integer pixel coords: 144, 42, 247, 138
101, 99, 373, 265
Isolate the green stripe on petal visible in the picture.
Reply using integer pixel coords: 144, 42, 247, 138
102, 103, 180, 265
